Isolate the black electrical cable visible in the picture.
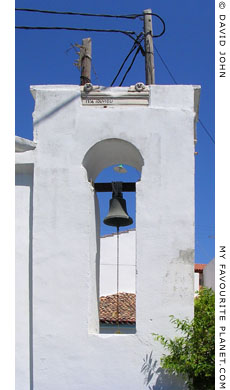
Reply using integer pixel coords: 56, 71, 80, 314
15, 8, 141, 19
198, 119, 215, 144
15, 8, 164, 24
146, 14, 165, 38
154, 43, 215, 145
154, 44, 178, 84
119, 46, 141, 86
111, 45, 137, 86
15, 9, 166, 38
111, 34, 144, 86
15, 26, 136, 39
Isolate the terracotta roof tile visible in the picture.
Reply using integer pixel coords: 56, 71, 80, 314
99, 293, 136, 324
194, 264, 206, 272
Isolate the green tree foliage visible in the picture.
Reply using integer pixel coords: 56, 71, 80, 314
153, 287, 215, 390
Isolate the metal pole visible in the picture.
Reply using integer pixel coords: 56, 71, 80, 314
143, 9, 155, 84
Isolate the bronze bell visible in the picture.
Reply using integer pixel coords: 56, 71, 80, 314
103, 182, 133, 228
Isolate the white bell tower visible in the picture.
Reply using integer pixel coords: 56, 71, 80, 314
16, 82, 200, 390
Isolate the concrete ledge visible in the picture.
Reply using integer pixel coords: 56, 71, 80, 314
15, 136, 36, 153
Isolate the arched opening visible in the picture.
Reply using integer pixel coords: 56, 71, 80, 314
82, 138, 144, 334
82, 138, 144, 182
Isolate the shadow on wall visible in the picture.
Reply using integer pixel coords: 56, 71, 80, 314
141, 352, 187, 390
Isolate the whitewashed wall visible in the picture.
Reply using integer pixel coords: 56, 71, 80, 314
15, 84, 200, 390
15, 164, 34, 390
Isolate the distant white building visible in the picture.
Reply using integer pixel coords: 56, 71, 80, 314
194, 260, 215, 294
203, 258, 215, 291
100, 229, 136, 296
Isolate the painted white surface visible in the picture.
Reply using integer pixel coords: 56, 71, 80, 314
203, 258, 215, 291
100, 230, 136, 296
15, 84, 200, 390
15, 165, 33, 390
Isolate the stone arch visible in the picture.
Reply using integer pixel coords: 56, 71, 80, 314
82, 138, 144, 182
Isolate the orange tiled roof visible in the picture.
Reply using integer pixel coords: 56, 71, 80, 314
194, 264, 206, 272
99, 293, 136, 324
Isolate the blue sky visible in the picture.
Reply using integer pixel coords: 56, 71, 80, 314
15, 0, 215, 264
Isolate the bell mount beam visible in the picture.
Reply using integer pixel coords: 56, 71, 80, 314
94, 182, 136, 192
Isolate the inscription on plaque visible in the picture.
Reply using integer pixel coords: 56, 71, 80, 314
84, 98, 114, 105
82, 94, 149, 106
